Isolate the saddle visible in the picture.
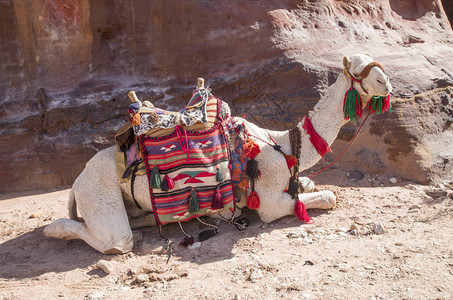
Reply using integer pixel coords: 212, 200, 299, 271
115, 87, 236, 227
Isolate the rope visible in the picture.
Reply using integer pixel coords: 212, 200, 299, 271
158, 225, 172, 264
178, 222, 191, 238
196, 217, 219, 230
217, 212, 248, 231
246, 131, 274, 147
306, 109, 371, 178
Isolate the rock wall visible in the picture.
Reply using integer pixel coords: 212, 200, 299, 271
1, 0, 452, 193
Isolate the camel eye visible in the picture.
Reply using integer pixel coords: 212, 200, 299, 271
377, 79, 384, 84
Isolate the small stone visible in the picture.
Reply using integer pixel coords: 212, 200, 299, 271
373, 221, 386, 234
408, 208, 420, 213
87, 292, 106, 300
96, 260, 114, 274
426, 188, 448, 198
301, 293, 311, 299
337, 227, 348, 233
29, 211, 43, 218
339, 267, 350, 273
409, 204, 421, 210
286, 228, 308, 239
350, 224, 360, 231
389, 177, 397, 184
337, 232, 348, 237
304, 260, 314, 266
349, 230, 358, 236
133, 274, 148, 284
188, 242, 201, 249
249, 269, 263, 281
364, 265, 376, 270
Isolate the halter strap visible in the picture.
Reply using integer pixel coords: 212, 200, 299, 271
349, 75, 369, 95
358, 61, 385, 79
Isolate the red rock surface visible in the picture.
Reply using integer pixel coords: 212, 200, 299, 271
0, 0, 452, 193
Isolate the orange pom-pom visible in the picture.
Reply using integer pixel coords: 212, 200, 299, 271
247, 190, 260, 209
132, 113, 141, 126
243, 139, 260, 159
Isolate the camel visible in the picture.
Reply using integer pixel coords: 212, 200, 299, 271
43, 54, 392, 254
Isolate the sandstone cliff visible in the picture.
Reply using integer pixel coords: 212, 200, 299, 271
1, 0, 452, 193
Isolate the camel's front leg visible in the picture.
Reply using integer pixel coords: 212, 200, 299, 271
256, 188, 336, 223
298, 190, 336, 210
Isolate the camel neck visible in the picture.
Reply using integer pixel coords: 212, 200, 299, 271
298, 72, 368, 170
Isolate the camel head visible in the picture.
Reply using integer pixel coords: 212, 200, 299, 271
342, 54, 393, 122
343, 54, 392, 98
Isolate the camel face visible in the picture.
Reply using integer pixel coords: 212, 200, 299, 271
346, 54, 393, 98
362, 66, 392, 97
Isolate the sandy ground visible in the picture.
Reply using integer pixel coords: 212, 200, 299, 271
1, 174, 453, 300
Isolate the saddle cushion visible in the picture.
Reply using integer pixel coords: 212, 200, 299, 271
139, 98, 235, 225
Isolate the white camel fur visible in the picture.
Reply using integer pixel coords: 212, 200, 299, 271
44, 54, 392, 254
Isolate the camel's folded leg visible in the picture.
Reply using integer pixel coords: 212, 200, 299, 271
44, 147, 133, 254
298, 190, 336, 210
44, 218, 132, 254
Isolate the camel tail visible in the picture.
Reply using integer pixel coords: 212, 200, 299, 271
68, 189, 78, 220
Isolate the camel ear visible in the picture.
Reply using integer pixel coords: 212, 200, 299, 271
366, 53, 373, 58
343, 56, 351, 70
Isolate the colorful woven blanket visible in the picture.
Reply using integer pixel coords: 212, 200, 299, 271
137, 95, 236, 225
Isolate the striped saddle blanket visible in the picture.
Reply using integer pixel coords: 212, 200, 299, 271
134, 90, 236, 225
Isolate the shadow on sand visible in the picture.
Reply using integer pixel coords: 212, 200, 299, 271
0, 208, 328, 280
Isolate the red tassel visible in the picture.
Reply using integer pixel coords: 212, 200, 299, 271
284, 154, 298, 169
164, 175, 175, 190
243, 139, 260, 159
383, 94, 391, 112
294, 200, 311, 223
302, 117, 331, 158
247, 190, 260, 209
211, 186, 224, 209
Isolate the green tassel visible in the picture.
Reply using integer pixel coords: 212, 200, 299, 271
189, 188, 200, 212
373, 96, 383, 114
343, 87, 363, 122
216, 167, 224, 183
150, 166, 161, 189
